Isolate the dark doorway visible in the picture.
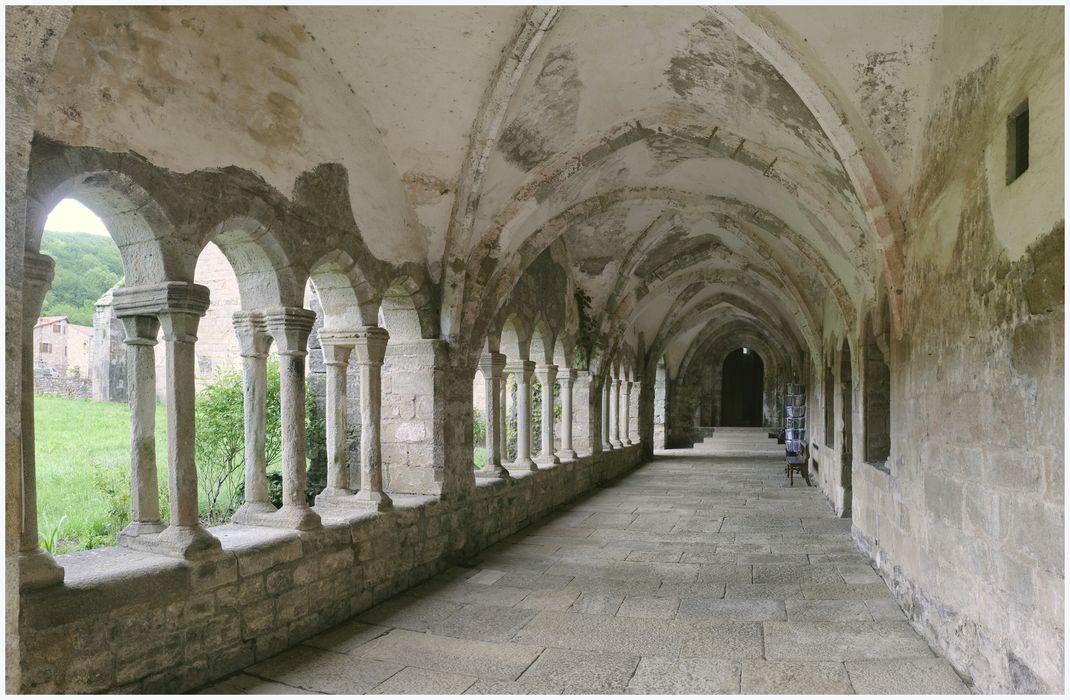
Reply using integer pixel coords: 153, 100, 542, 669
720, 348, 764, 426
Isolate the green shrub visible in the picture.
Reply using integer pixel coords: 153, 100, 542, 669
195, 363, 283, 523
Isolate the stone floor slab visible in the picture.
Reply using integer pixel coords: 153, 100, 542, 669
370, 666, 477, 694
518, 647, 640, 692
247, 646, 401, 694
846, 658, 971, 694
764, 620, 936, 661
353, 629, 542, 681
626, 656, 741, 694
617, 595, 680, 619
741, 660, 854, 694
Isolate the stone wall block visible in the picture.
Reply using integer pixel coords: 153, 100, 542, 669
234, 537, 303, 578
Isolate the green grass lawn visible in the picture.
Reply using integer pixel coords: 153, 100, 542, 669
473, 445, 486, 468
34, 395, 168, 553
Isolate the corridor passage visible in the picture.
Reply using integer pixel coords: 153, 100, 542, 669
203, 437, 970, 695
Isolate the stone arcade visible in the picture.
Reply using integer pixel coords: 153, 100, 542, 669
5, 5, 1064, 694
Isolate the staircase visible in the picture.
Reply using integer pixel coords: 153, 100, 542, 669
696, 427, 784, 457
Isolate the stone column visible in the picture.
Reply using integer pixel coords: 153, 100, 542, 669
621, 379, 633, 446
18, 253, 63, 588
609, 376, 623, 448
264, 307, 321, 529
534, 364, 559, 466
558, 368, 577, 461
601, 378, 612, 450
499, 368, 509, 462
507, 360, 537, 470
231, 312, 276, 522
476, 352, 508, 478
316, 331, 359, 504
118, 314, 165, 537
352, 326, 392, 510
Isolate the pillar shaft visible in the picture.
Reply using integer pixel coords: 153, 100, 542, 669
609, 377, 622, 448
231, 312, 274, 521
499, 370, 509, 461
535, 364, 559, 466
321, 339, 355, 498
264, 307, 321, 529
558, 368, 577, 460
621, 379, 633, 446
601, 378, 612, 450
476, 352, 508, 478
18, 253, 64, 587
120, 315, 165, 535
507, 361, 536, 470
352, 326, 392, 509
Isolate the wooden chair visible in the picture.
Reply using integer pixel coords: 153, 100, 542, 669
785, 443, 811, 486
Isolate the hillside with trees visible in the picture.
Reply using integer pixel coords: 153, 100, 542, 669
38, 230, 123, 326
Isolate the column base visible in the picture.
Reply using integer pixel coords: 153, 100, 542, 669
18, 548, 64, 590
231, 501, 278, 524
622, 439, 635, 446
475, 464, 511, 479
535, 454, 560, 467
509, 458, 538, 472
557, 449, 578, 462
610, 440, 624, 449
276, 504, 323, 530
120, 519, 167, 538
119, 524, 222, 560
353, 489, 393, 511
314, 487, 355, 507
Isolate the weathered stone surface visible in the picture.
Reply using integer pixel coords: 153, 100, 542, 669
246, 645, 401, 694
627, 657, 741, 694
846, 658, 971, 694
740, 660, 854, 694
353, 629, 543, 681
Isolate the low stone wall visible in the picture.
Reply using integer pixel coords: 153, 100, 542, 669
18, 446, 644, 693
34, 374, 91, 400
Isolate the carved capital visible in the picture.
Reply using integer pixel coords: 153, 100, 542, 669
232, 311, 272, 358
264, 306, 316, 355
22, 251, 56, 323
477, 351, 506, 379
352, 325, 390, 365
113, 282, 210, 319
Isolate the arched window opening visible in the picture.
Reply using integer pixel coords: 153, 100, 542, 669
33, 197, 159, 555
824, 361, 835, 447
473, 367, 487, 469
840, 339, 854, 503
863, 301, 891, 469
720, 347, 764, 427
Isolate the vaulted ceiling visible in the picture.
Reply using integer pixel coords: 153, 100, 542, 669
33, 5, 945, 371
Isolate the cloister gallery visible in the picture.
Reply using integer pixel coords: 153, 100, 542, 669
5, 4, 1064, 695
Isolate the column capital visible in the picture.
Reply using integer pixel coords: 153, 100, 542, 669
505, 359, 536, 379
477, 351, 506, 378
352, 325, 390, 365
232, 311, 271, 358
322, 342, 353, 366
22, 251, 55, 322
114, 282, 210, 319
120, 314, 161, 347
318, 327, 362, 348
534, 363, 558, 385
557, 367, 576, 383
264, 306, 316, 354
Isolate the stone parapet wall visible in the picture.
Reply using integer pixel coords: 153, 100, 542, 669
18, 446, 643, 693
33, 375, 91, 400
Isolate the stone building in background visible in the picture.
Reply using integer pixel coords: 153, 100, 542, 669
32, 315, 92, 378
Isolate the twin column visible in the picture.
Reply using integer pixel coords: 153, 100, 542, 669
477, 357, 575, 479
312, 326, 392, 511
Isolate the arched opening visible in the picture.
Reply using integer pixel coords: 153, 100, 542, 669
719, 347, 764, 427
34, 197, 161, 554
863, 299, 891, 469
840, 339, 854, 503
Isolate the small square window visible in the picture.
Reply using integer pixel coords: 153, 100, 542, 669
1007, 99, 1029, 184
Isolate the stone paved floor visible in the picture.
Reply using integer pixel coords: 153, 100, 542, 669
201, 445, 972, 694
